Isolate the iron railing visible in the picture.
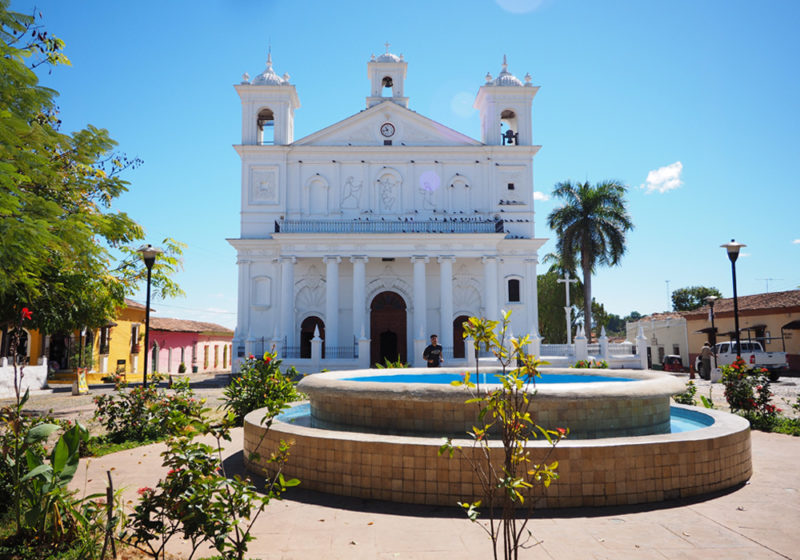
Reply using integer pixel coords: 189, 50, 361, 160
276, 218, 501, 235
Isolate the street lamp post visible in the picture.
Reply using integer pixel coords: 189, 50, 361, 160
137, 244, 162, 388
721, 240, 746, 358
705, 295, 718, 372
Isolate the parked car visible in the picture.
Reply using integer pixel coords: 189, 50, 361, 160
662, 355, 684, 373
694, 341, 788, 381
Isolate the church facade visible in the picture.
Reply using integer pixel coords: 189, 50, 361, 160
229, 49, 546, 370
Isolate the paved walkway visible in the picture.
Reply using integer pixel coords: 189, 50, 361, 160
70, 427, 800, 559
8, 373, 798, 558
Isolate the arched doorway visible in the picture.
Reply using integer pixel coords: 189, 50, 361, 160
370, 291, 407, 366
453, 315, 470, 359
300, 316, 325, 359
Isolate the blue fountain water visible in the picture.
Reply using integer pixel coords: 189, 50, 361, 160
341, 372, 635, 384
278, 402, 712, 434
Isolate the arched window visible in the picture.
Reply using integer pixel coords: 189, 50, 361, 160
257, 108, 274, 145
500, 109, 518, 145
300, 316, 325, 359
508, 278, 521, 303
381, 75, 393, 97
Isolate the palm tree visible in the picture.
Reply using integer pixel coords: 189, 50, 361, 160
546, 180, 633, 342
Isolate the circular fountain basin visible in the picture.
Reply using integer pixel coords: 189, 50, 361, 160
298, 367, 686, 439
243, 368, 752, 508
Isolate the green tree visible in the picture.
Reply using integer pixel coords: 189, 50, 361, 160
537, 265, 583, 344
0, 3, 182, 335
547, 180, 633, 342
671, 286, 722, 311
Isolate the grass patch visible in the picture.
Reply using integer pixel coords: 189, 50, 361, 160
86, 435, 162, 457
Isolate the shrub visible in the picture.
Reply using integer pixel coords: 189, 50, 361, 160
572, 359, 609, 369
222, 352, 299, 425
93, 378, 204, 443
673, 380, 697, 405
122, 411, 298, 560
440, 313, 565, 560
721, 356, 781, 430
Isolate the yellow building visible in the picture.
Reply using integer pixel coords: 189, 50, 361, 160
2, 298, 148, 379
684, 290, 800, 372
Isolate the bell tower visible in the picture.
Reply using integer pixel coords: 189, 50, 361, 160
474, 55, 538, 146
235, 52, 300, 146
366, 44, 408, 108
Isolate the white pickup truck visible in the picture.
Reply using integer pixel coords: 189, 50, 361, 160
696, 341, 788, 381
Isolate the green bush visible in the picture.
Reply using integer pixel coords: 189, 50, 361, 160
673, 380, 697, 405
722, 356, 781, 430
223, 352, 299, 425
572, 359, 609, 369
93, 378, 204, 443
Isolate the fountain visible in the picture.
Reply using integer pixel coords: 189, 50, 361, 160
243, 366, 752, 508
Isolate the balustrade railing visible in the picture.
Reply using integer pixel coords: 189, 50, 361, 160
277, 218, 499, 235
540, 344, 571, 356
608, 343, 635, 355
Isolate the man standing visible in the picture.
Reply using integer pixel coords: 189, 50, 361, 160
700, 341, 714, 380
423, 334, 443, 368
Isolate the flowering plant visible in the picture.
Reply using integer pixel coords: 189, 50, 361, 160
721, 356, 780, 429
222, 351, 299, 425
572, 359, 609, 369
93, 376, 204, 443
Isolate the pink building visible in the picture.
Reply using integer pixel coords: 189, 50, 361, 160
148, 318, 233, 374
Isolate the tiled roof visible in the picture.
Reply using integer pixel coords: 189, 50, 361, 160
150, 317, 233, 335
123, 298, 147, 310
684, 290, 800, 318
635, 311, 687, 321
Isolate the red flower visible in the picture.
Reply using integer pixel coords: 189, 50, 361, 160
137, 487, 154, 496
264, 356, 272, 364
556, 427, 567, 435
249, 354, 255, 360
20, 307, 32, 320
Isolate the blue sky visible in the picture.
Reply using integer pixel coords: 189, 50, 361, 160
14, 0, 800, 329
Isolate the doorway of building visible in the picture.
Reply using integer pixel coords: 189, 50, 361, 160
370, 291, 407, 366
300, 316, 325, 359
452, 315, 469, 359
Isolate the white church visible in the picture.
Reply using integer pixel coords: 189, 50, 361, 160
229, 48, 548, 370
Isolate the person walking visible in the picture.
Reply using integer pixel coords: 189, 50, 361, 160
423, 334, 443, 368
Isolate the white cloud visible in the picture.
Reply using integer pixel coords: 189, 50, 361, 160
641, 161, 684, 194
533, 191, 550, 201
740, 252, 751, 258
793, 239, 800, 244
450, 92, 475, 118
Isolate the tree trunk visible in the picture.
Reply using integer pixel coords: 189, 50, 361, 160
582, 250, 593, 344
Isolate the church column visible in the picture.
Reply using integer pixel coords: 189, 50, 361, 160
525, 256, 539, 335
280, 256, 296, 349
438, 256, 455, 357
350, 256, 369, 340
324, 256, 341, 349
411, 256, 429, 340
482, 255, 499, 321
237, 257, 252, 336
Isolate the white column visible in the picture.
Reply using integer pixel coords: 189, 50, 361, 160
236, 257, 252, 337
411, 256, 429, 341
482, 255, 499, 321
438, 256, 455, 357
324, 255, 341, 349
280, 256, 296, 348
350, 256, 369, 342
525, 257, 539, 336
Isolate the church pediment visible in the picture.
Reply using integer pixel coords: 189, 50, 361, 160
293, 101, 481, 147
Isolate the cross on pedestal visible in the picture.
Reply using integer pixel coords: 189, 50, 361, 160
557, 272, 578, 345
384, 41, 391, 53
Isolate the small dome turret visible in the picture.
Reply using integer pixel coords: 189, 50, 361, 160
491, 55, 524, 87
251, 52, 290, 86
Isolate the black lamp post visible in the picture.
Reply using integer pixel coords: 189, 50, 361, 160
705, 295, 718, 347
721, 240, 746, 358
137, 244, 162, 388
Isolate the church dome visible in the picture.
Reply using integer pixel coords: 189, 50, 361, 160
490, 55, 524, 87
376, 52, 402, 63
251, 52, 289, 86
